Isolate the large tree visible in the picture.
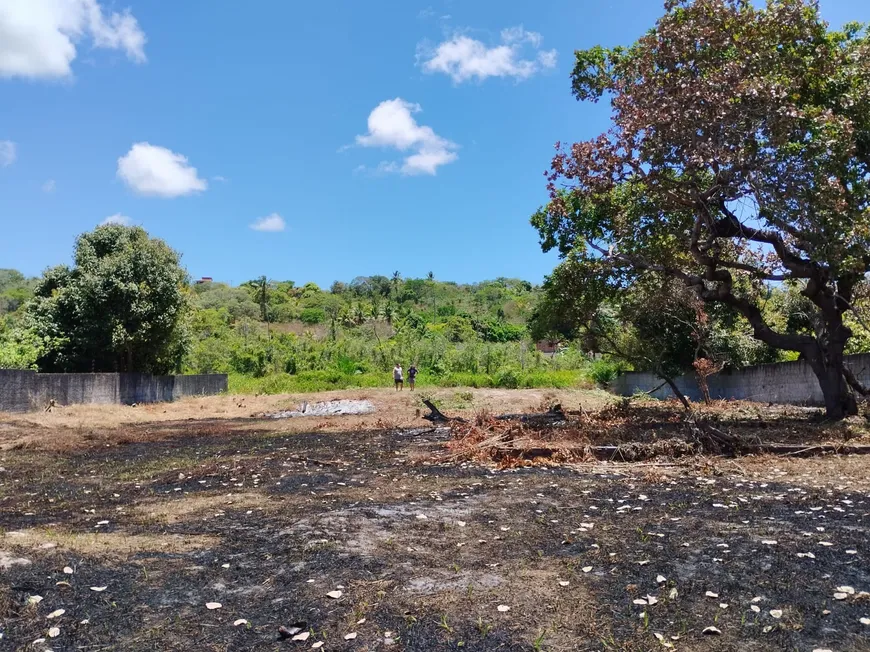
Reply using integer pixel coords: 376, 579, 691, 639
536, 0, 870, 418
28, 225, 191, 374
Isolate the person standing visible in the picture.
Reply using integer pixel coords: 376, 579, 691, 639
393, 363, 404, 391
407, 364, 418, 391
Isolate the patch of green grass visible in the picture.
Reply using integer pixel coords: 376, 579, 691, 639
229, 368, 593, 395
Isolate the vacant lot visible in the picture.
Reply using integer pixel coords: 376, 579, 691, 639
1, 388, 869, 651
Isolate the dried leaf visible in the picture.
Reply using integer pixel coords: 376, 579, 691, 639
769, 609, 783, 619
327, 590, 343, 599
497, 605, 510, 612
293, 632, 311, 641
344, 632, 357, 640
90, 587, 107, 592
702, 626, 721, 635
46, 609, 65, 619
234, 619, 249, 627
206, 602, 222, 610
48, 627, 60, 638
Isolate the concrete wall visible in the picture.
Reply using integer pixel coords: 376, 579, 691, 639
611, 353, 870, 405
0, 370, 227, 412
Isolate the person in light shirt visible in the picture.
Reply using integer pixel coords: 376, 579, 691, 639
393, 363, 403, 391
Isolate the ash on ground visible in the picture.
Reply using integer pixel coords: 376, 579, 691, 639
265, 399, 376, 418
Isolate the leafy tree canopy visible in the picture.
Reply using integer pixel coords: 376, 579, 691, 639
27, 225, 191, 373
536, 0, 870, 418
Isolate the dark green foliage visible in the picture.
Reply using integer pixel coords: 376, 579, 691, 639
300, 308, 326, 325
27, 225, 190, 373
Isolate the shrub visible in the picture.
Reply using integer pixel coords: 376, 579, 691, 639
587, 359, 623, 386
300, 308, 326, 325
494, 368, 520, 389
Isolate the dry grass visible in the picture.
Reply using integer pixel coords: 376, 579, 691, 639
0, 387, 612, 452
132, 491, 272, 524
2, 529, 217, 556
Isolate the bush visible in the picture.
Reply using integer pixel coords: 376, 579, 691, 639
494, 368, 520, 389
300, 308, 326, 325
587, 359, 623, 386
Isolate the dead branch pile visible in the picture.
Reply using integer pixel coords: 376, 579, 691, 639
428, 400, 870, 468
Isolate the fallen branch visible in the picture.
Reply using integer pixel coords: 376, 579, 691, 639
463, 442, 870, 462
286, 454, 338, 466
422, 399, 465, 423
495, 403, 567, 423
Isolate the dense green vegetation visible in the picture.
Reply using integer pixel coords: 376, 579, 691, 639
0, 226, 598, 390
183, 270, 597, 392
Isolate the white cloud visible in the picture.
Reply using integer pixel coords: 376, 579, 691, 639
354, 98, 458, 176
117, 142, 207, 198
537, 50, 558, 69
0, 0, 146, 80
101, 213, 132, 226
419, 25, 557, 83
42, 179, 56, 193
250, 213, 286, 232
0, 140, 16, 166
353, 161, 402, 177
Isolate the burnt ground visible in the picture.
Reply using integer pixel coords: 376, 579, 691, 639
1, 400, 869, 651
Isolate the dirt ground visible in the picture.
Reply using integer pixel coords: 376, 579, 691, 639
1, 388, 869, 651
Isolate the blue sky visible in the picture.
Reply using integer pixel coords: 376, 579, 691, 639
2, 0, 869, 287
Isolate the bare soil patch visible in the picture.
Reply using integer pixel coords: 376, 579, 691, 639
0, 389, 868, 650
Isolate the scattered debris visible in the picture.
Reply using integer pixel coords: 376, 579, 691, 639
265, 400, 375, 419
278, 623, 308, 639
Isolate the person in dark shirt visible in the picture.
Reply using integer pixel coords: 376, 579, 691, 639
407, 364, 418, 391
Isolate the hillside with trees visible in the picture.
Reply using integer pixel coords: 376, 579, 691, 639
0, 225, 598, 391
4, 223, 869, 397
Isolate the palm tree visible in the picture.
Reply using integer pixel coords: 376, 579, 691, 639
353, 303, 366, 325
391, 271, 401, 301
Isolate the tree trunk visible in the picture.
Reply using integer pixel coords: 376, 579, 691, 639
805, 342, 858, 420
